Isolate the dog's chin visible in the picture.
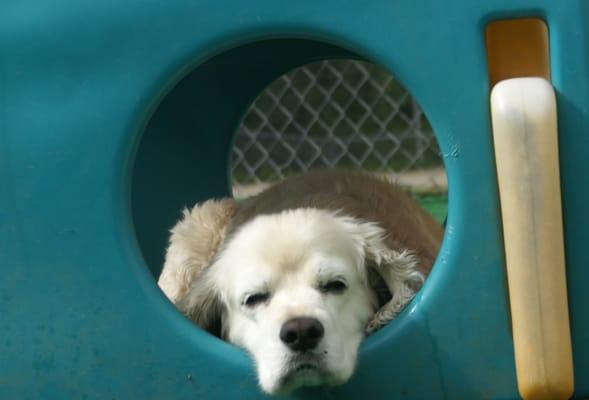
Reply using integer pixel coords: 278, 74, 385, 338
267, 354, 342, 395
274, 365, 325, 395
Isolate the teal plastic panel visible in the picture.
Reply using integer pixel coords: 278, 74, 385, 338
2, 1, 589, 398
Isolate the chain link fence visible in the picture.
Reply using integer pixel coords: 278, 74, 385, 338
231, 60, 446, 196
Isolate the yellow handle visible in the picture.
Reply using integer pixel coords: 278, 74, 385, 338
490, 77, 574, 400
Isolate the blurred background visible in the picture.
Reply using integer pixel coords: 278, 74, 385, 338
230, 60, 447, 223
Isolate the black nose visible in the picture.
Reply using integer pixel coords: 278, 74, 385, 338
280, 317, 324, 351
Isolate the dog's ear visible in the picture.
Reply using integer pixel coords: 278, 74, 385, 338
344, 219, 425, 334
175, 271, 226, 337
158, 198, 236, 336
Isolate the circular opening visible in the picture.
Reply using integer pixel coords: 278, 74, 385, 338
132, 38, 447, 317
131, 37, 447, 390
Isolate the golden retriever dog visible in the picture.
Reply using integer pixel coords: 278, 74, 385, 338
158, 169, 443, 394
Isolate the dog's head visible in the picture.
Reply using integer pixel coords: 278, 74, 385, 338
174, 208, 423, 394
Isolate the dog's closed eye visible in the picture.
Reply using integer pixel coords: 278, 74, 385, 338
319, 279, 347, 294
243, 292, 270, 307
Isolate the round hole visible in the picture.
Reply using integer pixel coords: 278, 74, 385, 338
131, 39, 447, 325
130, 38, 447, 392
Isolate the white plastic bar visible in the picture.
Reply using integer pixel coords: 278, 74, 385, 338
490, 77, 574, 400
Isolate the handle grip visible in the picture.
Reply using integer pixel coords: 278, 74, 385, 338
491, 77, 574, 400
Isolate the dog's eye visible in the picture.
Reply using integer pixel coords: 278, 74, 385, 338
243, 292, 270, 307
320, 280, 347, 294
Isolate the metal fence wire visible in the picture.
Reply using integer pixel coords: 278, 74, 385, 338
231, 59, 446, 193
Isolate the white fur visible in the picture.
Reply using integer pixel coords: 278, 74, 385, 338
160, 207, 423, 394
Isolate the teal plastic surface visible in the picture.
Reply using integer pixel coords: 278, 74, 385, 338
2, 1, 589, 398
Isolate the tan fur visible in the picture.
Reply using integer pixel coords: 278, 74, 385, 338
229, 169, 443, 275
158, 198, 237, 303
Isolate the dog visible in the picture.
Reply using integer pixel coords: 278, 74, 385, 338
158, 169, 443, 394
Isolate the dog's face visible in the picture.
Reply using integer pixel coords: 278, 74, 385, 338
212, 210, 376, 393
177, 209, 422, 394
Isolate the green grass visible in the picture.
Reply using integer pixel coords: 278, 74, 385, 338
416, 193, 448, 225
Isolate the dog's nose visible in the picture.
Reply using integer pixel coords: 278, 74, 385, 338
280, 317, 324, 351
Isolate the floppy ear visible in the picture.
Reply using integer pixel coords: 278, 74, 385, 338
158, 198, 236, 335
345, 219, 425, 334
175, 270, 226, 337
